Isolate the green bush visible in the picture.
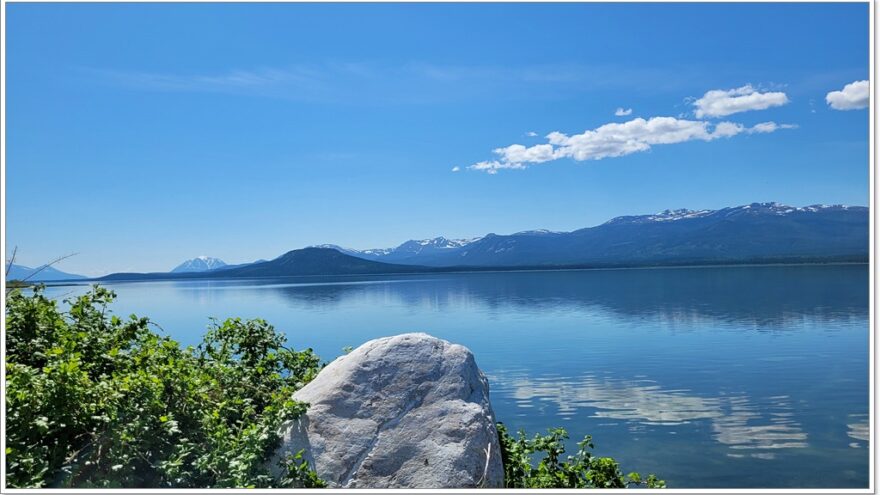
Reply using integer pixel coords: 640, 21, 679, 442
496, 423, 665, 488
5, 286, 324, 488
5, 285, 662, 489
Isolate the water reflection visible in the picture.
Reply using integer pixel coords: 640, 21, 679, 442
42, 264, 867, 488
490, 370, 809, 458
847, 414, 869, 448
161, 265, 870, 328
712, 396, 807, 454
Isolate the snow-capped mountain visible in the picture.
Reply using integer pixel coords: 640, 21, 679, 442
101, 201, 868, 281
604, 208, 714, 224
603, 203, 859, 225
171, 256, 228, 273
318, 202, 867, 267
390, 237, 482, 258
312, 237, 482, 264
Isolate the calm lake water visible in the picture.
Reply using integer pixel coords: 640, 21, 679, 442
42, 264, 869, 488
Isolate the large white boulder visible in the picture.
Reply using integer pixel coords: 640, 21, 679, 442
272, 332, 504, 488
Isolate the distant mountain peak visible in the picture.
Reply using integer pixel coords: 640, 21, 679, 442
730, 202, 861, 216
316, 236, 483, 261
101, 200, 867, 280
650, 209, 713, 221
309, 243, 393, 258
291, 201, 867, 270
311, 243, 354, 252
604, 202, 863, 226
171, 256, 227, 273
407, 236, 479, 248
604, 208, 713, 225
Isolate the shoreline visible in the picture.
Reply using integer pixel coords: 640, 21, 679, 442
33, 259, 869, 286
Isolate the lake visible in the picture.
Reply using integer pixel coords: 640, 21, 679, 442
41, 264, 869, 488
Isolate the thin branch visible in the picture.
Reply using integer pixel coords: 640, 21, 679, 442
52, 290, 75, 301
149, 321, 168, 335
21, 252, 79, 283
5, 245, 18, 277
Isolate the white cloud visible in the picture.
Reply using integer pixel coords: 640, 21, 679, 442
712, 121, 744, 138
467, 116, 795, 173
615, 107, 633, 116
549, 117, 720, 161
493, 143, 556, 164
748, 122, 798, 134
693, 85, 789, 118
468, 160, 526, 175
526, 131, 538, 137
826, 80, 869, 110
451, 166, 461, 172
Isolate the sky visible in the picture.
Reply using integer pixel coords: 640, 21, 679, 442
4, 3, 870, 276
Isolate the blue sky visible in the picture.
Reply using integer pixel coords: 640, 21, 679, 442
5, 3, 870, 276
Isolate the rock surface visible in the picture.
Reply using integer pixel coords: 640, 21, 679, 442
272, 332, 504, 488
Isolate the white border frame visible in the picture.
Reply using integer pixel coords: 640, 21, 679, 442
0, 1, 875, 494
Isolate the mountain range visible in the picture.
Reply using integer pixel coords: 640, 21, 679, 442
94, 202, 867, 282
317, 202, 868, 267
99, 248, 423, 281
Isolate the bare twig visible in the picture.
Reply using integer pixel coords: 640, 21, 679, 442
21, 252, 79, 283
148, 321, 167, 334
5, 245, 18, 277
53, 290, 75, 301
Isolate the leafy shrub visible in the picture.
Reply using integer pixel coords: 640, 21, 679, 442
5, 285, 662, 489
496, 423, 665, 488
5, 286, 324, 488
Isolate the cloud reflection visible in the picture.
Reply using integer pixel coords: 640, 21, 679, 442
490, 371, 809, 456
712, 396, 807, 450
847, 414, 869, 447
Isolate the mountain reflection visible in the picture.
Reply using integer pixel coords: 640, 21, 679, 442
245, 265, 867, 327
489, 371, 809, 458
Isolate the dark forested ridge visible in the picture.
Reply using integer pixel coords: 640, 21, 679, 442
95, 203, 868, 281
